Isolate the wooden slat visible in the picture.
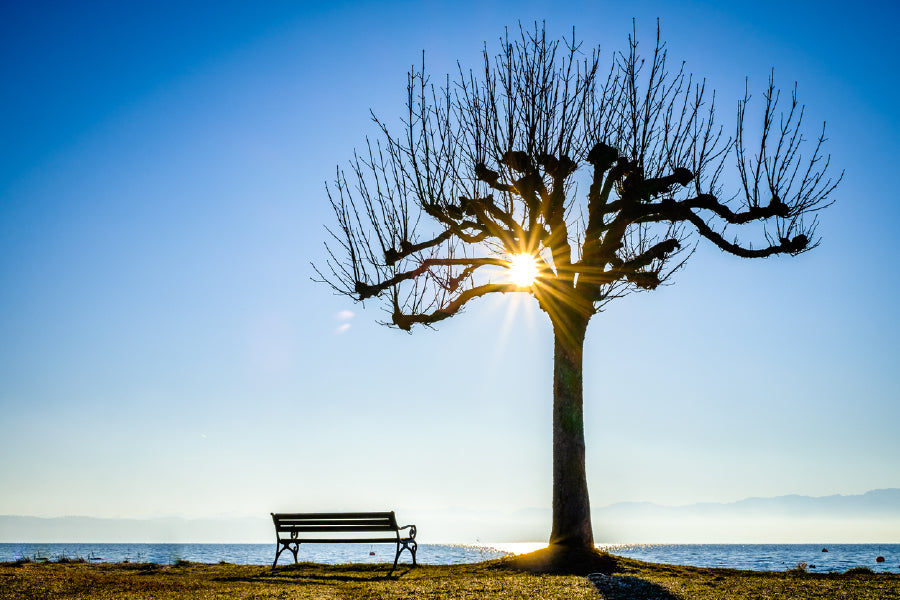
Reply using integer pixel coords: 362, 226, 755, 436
277, 525, 395, 533
273, 512, 393, 520
276, 522, 392, 529
275, 523, 393, 529
278, 537, 398, 544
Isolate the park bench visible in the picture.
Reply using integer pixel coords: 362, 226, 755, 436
270, 511, 417, 571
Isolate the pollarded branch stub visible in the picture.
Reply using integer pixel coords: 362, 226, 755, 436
457, 196, 471, 215
768, 196, 790, 218
538, 153, 559, 175
538, 153, 577, 180
384, 248, 401, 266
631, 168, 695, 202
782, 234, 809, 253
625, 271, 661, 290
445, 203, 464, 220
501, 150, 533, 173
474, 163, 503, 188
513, 171, 544, 195
445, 272, 465, 292
355, 280, 380, 300
391, 308, 414, 331
673, 167, 693, 186
461, 194, 495, 217
621, 239, 682, 271
586, 142, 618, 172
619, 162, 647, 204
392, 307, 454, 331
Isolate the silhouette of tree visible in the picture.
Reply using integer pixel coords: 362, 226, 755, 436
316, 24, 840, 551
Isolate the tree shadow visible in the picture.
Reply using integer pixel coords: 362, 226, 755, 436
588, 573, 684, 600
215, 563, 413, 585
493, 545, 617, 576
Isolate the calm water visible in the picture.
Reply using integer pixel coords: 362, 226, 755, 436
1, 542, 898, 573
597, 543, 900, 574
0, 543, 506, 567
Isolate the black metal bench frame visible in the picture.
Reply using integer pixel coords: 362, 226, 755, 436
270, 511, 417, 571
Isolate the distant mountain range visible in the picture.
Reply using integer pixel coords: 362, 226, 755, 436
593, 488, 900, 543
0, 515, 272, 544
603, 488, 900, 517
2, 489, 898, 543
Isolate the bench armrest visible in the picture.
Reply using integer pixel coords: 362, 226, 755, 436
398, 524, 417, 539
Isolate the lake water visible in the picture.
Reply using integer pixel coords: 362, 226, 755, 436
597, 543, 900, 573
1, 542, 898, 574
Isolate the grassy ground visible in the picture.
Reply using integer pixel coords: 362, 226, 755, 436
605, 556, 900, 600
1, 556, 898, 599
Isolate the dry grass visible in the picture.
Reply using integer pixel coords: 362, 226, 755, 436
0, 560, 597, 600
605, 556, 900, 600
1, 556, 898, 599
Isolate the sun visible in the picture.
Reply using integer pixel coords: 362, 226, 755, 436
507, 253, 539, 287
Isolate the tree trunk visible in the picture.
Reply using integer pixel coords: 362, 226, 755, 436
549, 314, 594, 548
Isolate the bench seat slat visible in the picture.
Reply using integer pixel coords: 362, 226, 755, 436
275, 512, 394, 520
278, 537, 400, 544
277, 525, 397, 533
276, 523, 393, 528
275, 516, 392, 521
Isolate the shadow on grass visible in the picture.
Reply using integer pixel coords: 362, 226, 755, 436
494, 548, 682, 599
588, 573, 683, 600
493, 545, 617, 576
215, 562, 414, 584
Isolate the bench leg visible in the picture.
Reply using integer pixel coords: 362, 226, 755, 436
400, 539, 417, 565
273, 543, 284, 568
273, 542, 300, 567
391, 541, 401, 574
391, 539, 417, 574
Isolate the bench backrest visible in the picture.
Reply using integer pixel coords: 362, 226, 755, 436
271, 512, 399, 536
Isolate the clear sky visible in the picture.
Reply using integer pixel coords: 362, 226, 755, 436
1, 0, 898, 543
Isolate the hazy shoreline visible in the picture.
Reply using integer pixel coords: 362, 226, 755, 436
3, 489, 898, 544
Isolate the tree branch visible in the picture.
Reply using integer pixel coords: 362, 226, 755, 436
391, 283, 519, 330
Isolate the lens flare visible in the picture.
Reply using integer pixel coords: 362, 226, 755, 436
507, 254, 539, 287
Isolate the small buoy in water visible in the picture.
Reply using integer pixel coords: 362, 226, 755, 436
822, 548, 828, 552
876, 556, 885, 563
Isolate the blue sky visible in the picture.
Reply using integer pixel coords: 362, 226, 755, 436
1, 0, 898, 542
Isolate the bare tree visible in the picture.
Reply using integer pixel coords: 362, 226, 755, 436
316, 24, 839, 553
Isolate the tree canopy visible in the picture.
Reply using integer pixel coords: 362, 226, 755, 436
317, 25, 839, 346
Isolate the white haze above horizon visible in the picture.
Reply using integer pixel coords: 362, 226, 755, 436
3, 489, 898, 544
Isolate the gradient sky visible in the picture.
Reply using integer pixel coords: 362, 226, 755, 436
1, 0, 898, 542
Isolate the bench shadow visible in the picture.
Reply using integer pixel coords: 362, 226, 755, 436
215, 564, 414, 585
588, 573, 684, 600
